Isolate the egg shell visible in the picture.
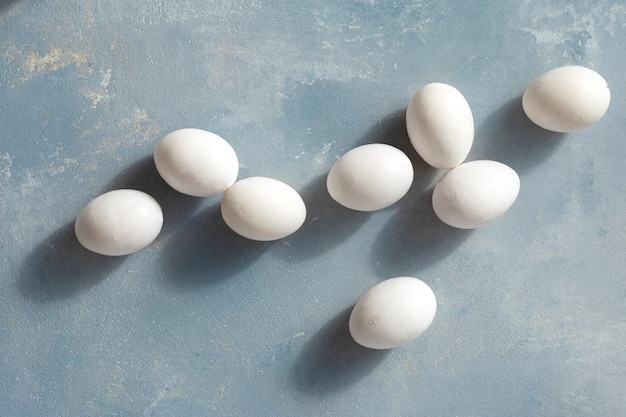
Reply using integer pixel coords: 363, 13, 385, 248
432, 160, 520, 229
221, 177, 306, 241
522, 66, 610, 133
154, 128, 239, 197
406, 83, 474, 169
326, 143, 414, 211
75, 189, 163, 256
349, 277, 437, 350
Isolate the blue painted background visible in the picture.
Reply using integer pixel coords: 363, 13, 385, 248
1, 0, 625, 416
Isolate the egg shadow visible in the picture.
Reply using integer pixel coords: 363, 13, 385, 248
105, 155, 208, 235
158, 204, 271, 288
272, 174, 372, 262
363, 109, 467, 274
473, 97, 567, 173
292, 307, 389, 395
18, 222, 125, 302
0, 0, 20, 13
362, 109, 416, 159
371, 187, 473, 276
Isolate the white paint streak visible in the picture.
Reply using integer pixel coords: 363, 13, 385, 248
4, 47, 90, 83
313, 142, 334, 165
17, 156, 79, 196
518, 1, 626, 64
0, 153, 13, 184
82, 68, 115, 109
95, 107, 160, 154
398, 2, 435, 37
524, 29, 566, 45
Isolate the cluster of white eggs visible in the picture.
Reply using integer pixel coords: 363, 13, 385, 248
75, 127, 308, 256
74, 65, 610, 350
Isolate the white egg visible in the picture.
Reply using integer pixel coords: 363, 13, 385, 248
75, 189, 163, 256
522, 65, 610, 133
154, 128, 239, 197
432, 160, 520, 229
326, 144, 414, 211
349, 277, 437, 350
406, 83, 474, 169
221, 177, 306, 241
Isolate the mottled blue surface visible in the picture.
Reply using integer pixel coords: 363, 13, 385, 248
1, 1, 625, 416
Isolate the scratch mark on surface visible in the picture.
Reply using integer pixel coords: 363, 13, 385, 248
143, 387, 169, 416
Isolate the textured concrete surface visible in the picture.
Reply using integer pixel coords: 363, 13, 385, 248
1, 0, 625, 416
